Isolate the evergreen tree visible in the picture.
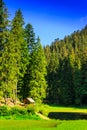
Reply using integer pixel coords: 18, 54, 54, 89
45, 26, 87, 106
29, 37, 47, 103
81, 48, 87, 105
59, 57, 75, 105
20, 23, 35, 99
8, 9, 28, 102
0, 0, 9, 100
25, 23, 35, 52
46, 48, 59, 104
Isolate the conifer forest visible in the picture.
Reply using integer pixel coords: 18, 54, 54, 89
0, 0, 87, 106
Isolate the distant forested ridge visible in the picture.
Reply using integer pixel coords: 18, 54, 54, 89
0, 0, 87, 106
44, 26, 87, 105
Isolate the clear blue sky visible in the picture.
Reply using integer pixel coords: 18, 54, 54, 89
4, 0, 87, 45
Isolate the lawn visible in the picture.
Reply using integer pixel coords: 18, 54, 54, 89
0, 120, 87, 130
0, 105, 87, 130
43, 104, 87, 113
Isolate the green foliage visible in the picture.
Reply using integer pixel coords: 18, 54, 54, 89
0, 7, 29, 101
25, 23, 35, 52
26, 105, 36, 114
0, 0, 10, 98
20, 25, 47, 103
0, 106, 9, 116
20, 23, 35, 99
0, 105, 40, 120
10, 107, 27, 115
0, 91, 3, 100
0, 0, 87, 107
45, 26, 87, 106
29, 38, 47, 103
39, 105, 48, 116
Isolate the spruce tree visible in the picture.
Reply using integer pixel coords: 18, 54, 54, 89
29, 37, 47, 103
8, 9, 28, 102
25, 23, 35, 52
81, 48, 87, 105
0, 0, 9, 100
20, 23, 35, 99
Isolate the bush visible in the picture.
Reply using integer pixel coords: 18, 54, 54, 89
26, 105, 36, 114
10, 107, 27, 115
38, 104, 48, 116
0, 106, 10, 116
0, 105, 42, 120
28, 113, 40, 120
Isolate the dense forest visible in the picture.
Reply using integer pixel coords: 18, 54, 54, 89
0, 0, 87, 106
45, 27, 87, 106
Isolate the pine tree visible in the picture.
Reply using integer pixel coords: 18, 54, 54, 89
25, 23, 35, 52
59, 57, 75, 105
8, 9, 28, 102
46, 49, 59, 104
20, 23, 35, 99
0, 0, 9, 100
81, 48, 87, 105
29, 37, 47, 103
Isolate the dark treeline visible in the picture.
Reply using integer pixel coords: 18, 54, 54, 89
44, 27, 87, 106
0, 0, 87, 106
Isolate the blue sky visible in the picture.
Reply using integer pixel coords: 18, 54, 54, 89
4, 0, 87, 45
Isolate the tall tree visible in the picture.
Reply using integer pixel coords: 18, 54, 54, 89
0, 0, 9, 100
20, 23, 35, 99
46, 48, 59, 104
81, 48, 87, 105
29, 37, 47, 103
8, 9, 28, 102
25, 23, 35, 52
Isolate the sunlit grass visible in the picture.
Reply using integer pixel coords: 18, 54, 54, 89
0, 105, 87, 130
0, 120, 87, 130
0, 120, 59, 130
43, 104, 87, 113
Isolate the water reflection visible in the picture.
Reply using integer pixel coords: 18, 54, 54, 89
48, 112, 87, 120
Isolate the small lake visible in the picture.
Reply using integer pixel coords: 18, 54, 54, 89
48, 112, 87, 120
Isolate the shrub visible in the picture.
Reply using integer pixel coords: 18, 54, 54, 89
0, 105, 41, 120
10, 107, 27, 115
0, 106, 9, 116
26, 105, 36, 114
39, 104, 48, 116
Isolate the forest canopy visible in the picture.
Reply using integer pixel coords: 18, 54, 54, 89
0, 0, 87, 106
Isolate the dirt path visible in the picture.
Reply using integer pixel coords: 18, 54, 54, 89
36, 112, 50, 120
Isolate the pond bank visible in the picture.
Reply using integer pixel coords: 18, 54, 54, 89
48, 112, 87, 120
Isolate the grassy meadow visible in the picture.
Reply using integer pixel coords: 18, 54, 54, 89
37, 104, 87, 116
43, 105, 87, 113
0, 105, 87, 130
0, 120, 87, 130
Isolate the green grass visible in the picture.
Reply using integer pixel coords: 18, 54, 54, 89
36, 104, 87, 117
43, 104, 87, 114
57, 120, 87, 130
0, 105, 87, 130
0, 120, 87, 130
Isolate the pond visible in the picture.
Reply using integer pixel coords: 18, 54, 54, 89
48, 112, 87, 120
